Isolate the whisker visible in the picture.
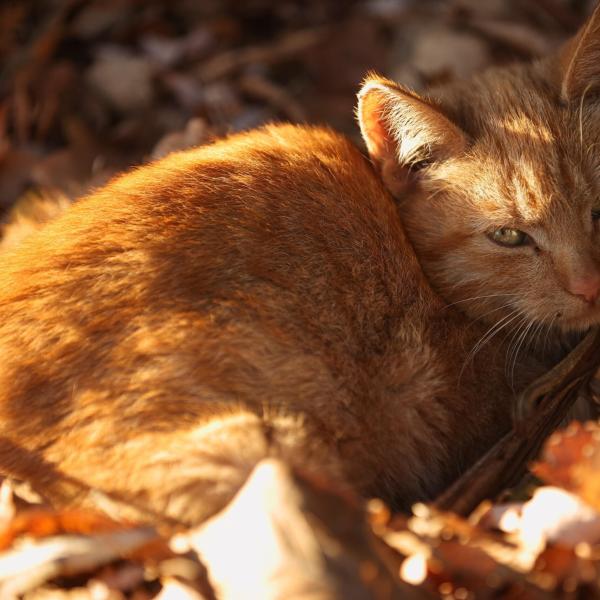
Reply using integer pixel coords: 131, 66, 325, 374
579, 82, 593, 158
460, 301, 522, 335
459, 309, 522, 383
473, 301, 520, 322
585, 141, 600, 158
473, 310, 521, 357
532, 318, 547, 349
503, 313, 530, 378
442, 292, 519, 310
510, 317, 541, 389
542, 314, 558, 356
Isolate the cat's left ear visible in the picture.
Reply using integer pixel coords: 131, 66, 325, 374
357, 75, 466, 197
560, 3, 600, 103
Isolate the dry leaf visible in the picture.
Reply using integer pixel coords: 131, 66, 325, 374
533, 421, 600, 512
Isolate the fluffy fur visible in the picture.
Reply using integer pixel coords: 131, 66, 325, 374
0, 191, 71, 251
0, 125, 526, 525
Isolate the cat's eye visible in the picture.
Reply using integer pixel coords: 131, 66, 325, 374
488, 227, 529, 248
410, 159, 432, 172
592, 209, 600, 221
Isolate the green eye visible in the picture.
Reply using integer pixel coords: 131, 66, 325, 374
488, 227, 529, 247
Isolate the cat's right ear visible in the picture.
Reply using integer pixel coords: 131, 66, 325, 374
357, 75, 466, 197
559, 2, 600, 103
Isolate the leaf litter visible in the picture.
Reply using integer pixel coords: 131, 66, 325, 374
1, 0, 600, 597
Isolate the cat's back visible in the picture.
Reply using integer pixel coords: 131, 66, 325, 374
0, 124, 427, 372
0, 124, 519, 522
0, 125, 437, 502
0, 124, 414, 287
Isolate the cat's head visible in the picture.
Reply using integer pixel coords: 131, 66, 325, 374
358, 4, 600, 336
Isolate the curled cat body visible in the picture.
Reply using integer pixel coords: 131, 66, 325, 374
1, 6, 599, 526
0, 124, 520, 525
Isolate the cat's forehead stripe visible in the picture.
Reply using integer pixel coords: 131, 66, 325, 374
511, 160, 545, 219
461, 78, 593, 225
494, 113, 554, 144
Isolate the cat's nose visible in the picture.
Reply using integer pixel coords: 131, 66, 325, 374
568, 273, 600, 304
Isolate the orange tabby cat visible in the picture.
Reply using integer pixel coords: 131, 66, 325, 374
358, 4, 600, 361
0, 124, 522, 526
0, 6, 598, 527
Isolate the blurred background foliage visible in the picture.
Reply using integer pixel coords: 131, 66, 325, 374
0, 0, 596, 212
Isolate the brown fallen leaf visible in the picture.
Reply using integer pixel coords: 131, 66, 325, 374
532, 421, 600, 513
481, 486, 600, 574
380, 504, 552, 598
0, 527, 157, 597
0, 509, 128, 551
87, 46, 155, 114
184, 458, 418, 599
532, 544, 600, 597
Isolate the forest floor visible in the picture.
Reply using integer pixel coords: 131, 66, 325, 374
0, 0, 599, 598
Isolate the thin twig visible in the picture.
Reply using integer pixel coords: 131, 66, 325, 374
196, 27, 326, 82
434, 327, 600, 516
239, 73, 307, 122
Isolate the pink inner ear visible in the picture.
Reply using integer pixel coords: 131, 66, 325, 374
359, 89, 396, 165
